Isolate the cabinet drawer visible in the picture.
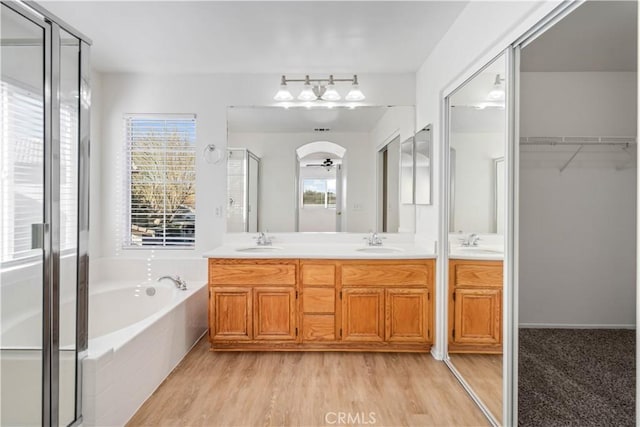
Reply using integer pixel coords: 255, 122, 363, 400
302, 288, 335, 313
209, 262, 296, 286
452, 262, 503, 287
301, 264, 335, 286
342, 264, 429, 286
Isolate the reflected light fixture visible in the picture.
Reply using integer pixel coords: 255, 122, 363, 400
274, 74, 365, 103
273, 75, 294, 101
345, 75, 365, 101
487, 73, 505, 101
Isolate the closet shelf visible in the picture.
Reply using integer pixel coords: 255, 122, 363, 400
520, 136, 637, 171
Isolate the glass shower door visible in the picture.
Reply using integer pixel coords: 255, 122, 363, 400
0, 4, 46, 425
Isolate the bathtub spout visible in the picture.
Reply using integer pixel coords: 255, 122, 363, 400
158, 275, 188, 290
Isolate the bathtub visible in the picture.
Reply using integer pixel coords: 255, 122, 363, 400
82, 279, 208, 427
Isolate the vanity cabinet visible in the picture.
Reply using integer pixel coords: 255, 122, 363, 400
209, 259, 298, 345
208, 258, 434, 351
448, 259, 503, 353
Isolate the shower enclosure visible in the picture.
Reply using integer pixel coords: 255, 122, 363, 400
227, 148, 260, 232
1, 2, 90, 425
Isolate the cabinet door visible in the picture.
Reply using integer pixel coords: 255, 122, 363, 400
253, 287, 297, 341
210, 287, 252, 341
385, 288, 429, 343
453, 288, 501, 345
341, 288, 384, 342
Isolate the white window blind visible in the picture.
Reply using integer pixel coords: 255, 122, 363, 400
1, 80, 44, 263
0, 80, 79, 264
125, 115, 196, 248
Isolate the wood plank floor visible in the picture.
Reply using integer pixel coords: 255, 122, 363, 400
127, 337, 489, 426
448, 354, 502, 424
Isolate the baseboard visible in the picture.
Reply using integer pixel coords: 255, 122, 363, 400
519, 323, 636, 329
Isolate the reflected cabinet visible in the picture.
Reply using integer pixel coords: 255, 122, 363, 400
448, 259, 503, 353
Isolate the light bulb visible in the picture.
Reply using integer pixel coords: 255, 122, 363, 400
322, 84, 341, 101
298, 83, 317, 101
345, 84, 365, 101
274, 84, 293, 101
487, 88, 505, 101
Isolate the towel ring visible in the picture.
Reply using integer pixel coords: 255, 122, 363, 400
203, 144, 224, 164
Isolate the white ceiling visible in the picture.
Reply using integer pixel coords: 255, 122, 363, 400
42, 1, 468, 74
521, 0, 637, 72
227, 106, 390, 132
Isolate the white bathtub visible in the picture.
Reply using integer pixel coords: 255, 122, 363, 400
82, 279, 208, 427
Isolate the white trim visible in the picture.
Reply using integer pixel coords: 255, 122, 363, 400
444, 359, 499, 427
519, 323, 636, 329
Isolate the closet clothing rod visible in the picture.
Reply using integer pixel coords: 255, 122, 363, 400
520, 136, 636, 146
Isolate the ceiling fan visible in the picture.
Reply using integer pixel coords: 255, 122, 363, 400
306, 158, 337, 171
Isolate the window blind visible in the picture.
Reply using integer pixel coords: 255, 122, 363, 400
124, 115, 196, 248
1, 80, 44, 263
0, 80, 79, 264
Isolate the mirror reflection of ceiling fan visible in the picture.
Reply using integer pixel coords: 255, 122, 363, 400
307, 158, 338, 171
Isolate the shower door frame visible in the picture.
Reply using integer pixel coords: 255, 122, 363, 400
2, 2, 91, 425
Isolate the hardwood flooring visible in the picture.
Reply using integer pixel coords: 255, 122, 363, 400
448, 354, 502, 424
127, 337, 489, 426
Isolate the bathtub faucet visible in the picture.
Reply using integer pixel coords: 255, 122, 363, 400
158, 275, 188, 290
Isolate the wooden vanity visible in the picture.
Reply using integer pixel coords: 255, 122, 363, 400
448, 259, 503, 353
208, 258, 435, 352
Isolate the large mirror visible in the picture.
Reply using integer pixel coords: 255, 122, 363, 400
226, 106, 416, 233
445, 53, 507, 425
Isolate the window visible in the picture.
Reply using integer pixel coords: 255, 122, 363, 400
125, 115, 196, 248
0, 80, 44, 263
0, 79, 77, 264
302, 179, 336, 208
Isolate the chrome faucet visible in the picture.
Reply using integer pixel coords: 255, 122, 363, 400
158, 275, 188, 290
364, 231, 384, 246
461, 233, 481, 247
255, 230, 272, 246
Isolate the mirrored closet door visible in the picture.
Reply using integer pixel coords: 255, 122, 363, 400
444, 52, 508, 425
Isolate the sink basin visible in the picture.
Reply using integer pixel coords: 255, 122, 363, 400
356, 246, 404, 254
235, 246, 283, 253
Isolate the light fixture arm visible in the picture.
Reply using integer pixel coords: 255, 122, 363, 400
274, 74, 364, 102
280, 74, 360, 84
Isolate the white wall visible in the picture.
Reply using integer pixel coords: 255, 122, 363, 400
519, 168, 636, 326
519, 71, 637, 327
450, 131, 504, 233
227, 131, 374, 232
96, 73, 415, 260
520, 72, 637, 137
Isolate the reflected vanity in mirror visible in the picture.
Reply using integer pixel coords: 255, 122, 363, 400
226, 106, 416, 233
445, 53, 507, 424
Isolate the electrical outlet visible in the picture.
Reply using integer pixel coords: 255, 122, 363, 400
215, 206, 222, 217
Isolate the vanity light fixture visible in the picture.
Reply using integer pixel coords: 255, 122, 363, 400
274, 74, 365, 103
487, 73, 505, 101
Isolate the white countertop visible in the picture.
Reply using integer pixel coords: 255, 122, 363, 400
448, 245, 504, 261
203, 233, 436, 259
448, 233, 504, 261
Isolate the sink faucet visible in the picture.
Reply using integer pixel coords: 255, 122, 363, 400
255, 230, 272, 246
364, 231, 384, 246
461, 233, 481, 247
158, 275, 188, 290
